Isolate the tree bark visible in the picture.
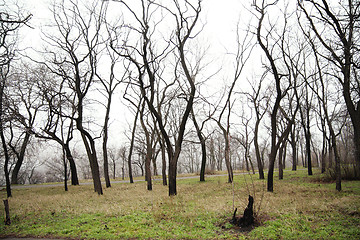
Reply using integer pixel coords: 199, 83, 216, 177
222, 130, 233, 183
0, 73, 11, 197
77, 107, 103, 195
168, 151, 179, 196
290, 127, 297, 171
352, 121, 360, 177
3, 199, 11, 225
160, 138, 167, 186
62, 148, 68, 192
191, 109, 207, 182
11, 132, 30, 184
254, 119, 265, 179
278, 141, 284, 180
0, 77, 11, 197
64, 144, 79, 185
209, 138, 216, 171
1, 131, 11, 198
103, 101, 111, 188
127, 103, 141, 184
140, 102, 152, 191
282, 141, 287, 169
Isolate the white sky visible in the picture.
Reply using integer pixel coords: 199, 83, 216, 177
15, 0, 263, 148
19, 0, 251, 57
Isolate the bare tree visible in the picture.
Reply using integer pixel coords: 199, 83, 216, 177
0, 0, 31, 197
245, 74, 270, 179
139, 101, 155, 190
295, 79, 314, 176
111, 0, 203, 196
191, 94, 215, 181
7, 75, 38, 185
9, 64, 80, 189
41, 0, 109, 194
30, 65, 79, 186
191, 108, 207, 181
96, 45, 124, 188
234, 109, 255, 174
108, 146, 120, 179
303, 31, 343, 191
253, 0, 295, 192
298, 0, 360, 178
212, 23, 254, 183
314, 60, 343, 191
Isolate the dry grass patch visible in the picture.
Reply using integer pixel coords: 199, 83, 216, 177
1, 170, 359, 239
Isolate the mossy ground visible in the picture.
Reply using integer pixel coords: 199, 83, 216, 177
1, 169, 359, 239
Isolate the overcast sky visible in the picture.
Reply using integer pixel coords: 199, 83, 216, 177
15, 0, 260, 146
19, 0, 251, 56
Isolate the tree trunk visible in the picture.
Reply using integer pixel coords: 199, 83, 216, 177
3, 199, 10, 225
103, 93, 112, 188
152, 154, 158, 176
225, 136, 233, 183
160, 138, 167, 186
306, 126, 313, 176
282, 141, 287, 169
1, 75, 11, 197
77, 99, 103, 194
145, 154, 152, 190
1, 131, 11, 198
290, 128, 297, 171
254, 120, 265, 179
330, 127, 341, 191
267, 149, 276, 192
353, 124, 360, 178
103, 136, 111, 188
191, 110, 207, 182
79, 131, 103, 195
113, 161, 116, 179
209, 138, 216, 171
168, 153, 178, 196
127, 105, 141, 184
62, 149, 68, 192
89, 151, 103, 195
217, 143, 223, 171
140, 102, 152, 191
64, 144, 79, 185
299, 92, 313, 175
11, 132, 31, 184
267, 100, 281, 192
278, 141, 284, 180
300, 140, 305, 168
244, 150, 250, 172
321, 150, 326, 174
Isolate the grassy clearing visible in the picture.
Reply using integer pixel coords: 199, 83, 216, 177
1, 169, 359, 239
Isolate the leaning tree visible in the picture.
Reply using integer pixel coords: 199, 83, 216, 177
41, 0, 110, 194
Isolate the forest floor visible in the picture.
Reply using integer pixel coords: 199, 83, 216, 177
1, 168, 360, 239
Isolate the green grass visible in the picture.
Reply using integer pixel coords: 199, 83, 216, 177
1, 169, 359, 239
